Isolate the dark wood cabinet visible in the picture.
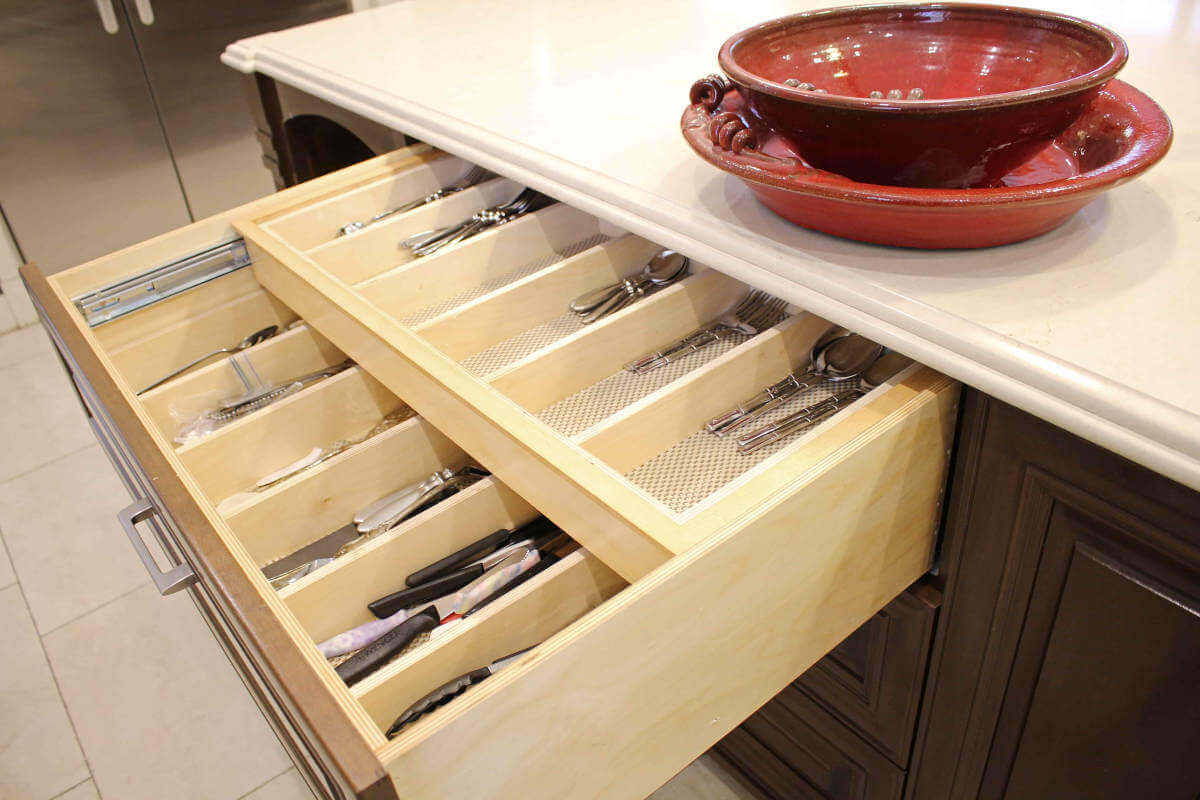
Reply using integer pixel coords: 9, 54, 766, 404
719, 389, 1200, 800
908, 390, 1200, 800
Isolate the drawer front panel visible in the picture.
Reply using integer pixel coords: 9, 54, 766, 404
797, 584, 940, 766
718, 691, 906, 800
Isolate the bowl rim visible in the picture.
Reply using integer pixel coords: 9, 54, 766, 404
718, 2, 1129, 113
681, 80, 1172, 208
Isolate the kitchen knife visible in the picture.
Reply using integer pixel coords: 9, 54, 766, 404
334, 548, 541, 685
370, 538, 534, 618
385, 646, 535, 737
403, 528, 512, 588
336, 607, 439, 686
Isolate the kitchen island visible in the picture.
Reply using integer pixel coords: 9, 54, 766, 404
217, 2, 1200, 798
17, 1, 1197, 799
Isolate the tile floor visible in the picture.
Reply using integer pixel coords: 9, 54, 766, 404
0, 321, 764, 800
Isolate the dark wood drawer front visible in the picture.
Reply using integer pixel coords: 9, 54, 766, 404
796, 585, 939, 766
717, 690, 905, 800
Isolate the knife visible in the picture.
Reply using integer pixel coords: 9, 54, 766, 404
403, 516, 556, 589
335, 548, 540, 685
385, 646, 535, 738
370, 537, 534, 618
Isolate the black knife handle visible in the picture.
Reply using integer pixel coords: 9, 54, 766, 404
385, 666, 492, 738
336, 607, 439, 686
368, 564, 483, 618
405, 528, 512, 588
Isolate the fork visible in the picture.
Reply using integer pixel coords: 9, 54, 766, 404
337, 164, 495, 237
624, 290, 790, 374
401, 188, 555, 257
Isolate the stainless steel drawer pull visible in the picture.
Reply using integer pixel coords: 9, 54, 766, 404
119, 499, 197, 595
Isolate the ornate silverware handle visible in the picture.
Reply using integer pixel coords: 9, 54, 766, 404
736, 389, 865, 453
708, 370, 823, 435
625, 325, 733, 374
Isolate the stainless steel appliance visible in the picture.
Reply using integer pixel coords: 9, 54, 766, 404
0, 0, 346, 274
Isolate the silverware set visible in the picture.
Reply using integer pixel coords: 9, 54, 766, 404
567, 249, 690, 324
703, 330, 910, 454
399, 187, 556, 257
707, 331, 883, 437
625, 289, 790, 374
337, 164, 495, 237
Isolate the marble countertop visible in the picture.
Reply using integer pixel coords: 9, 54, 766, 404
222, 0, 1200, 490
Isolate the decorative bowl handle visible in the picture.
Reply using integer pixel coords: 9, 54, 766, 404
685, 75, 805, 176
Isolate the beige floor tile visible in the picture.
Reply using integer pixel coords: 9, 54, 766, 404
43, 583, 293, 800
54, 779, 100, 800
2, 276, 40, 328
0, 445, 150, 633
240, 768, 316, 800
0, 353, 94, 483
0, 534, 14, 590
0, 323, 53, 369
0, 291, 17, 335
649, 754, 764, 800
0, 585, 91, 800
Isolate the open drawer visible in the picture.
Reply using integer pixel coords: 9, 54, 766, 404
22, 146, 958, 800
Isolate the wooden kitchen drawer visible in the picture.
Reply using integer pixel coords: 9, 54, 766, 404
23, 147, 958, 800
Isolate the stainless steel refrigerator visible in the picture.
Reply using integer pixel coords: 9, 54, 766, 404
0, 0, 347, 274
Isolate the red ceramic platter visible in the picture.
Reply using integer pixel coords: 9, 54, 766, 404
681, 78, 1172, 249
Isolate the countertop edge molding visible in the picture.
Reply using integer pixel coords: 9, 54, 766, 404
219, 39, 1200, 493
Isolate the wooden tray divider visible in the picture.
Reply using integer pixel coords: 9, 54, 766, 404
223, 416, 467, 566
177, 366, 406, 503
306, 178, 522, 284
136, 323, 345, 439
354, 203, 602, 313
576, 313, 834, 473
258, 147, 453, 251
280, 476, 539, 643
485, 269, 745, 413
351, 549, 627, 731
414, 234, 665, 362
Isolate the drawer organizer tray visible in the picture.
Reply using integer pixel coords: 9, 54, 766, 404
24, 147, 958, 800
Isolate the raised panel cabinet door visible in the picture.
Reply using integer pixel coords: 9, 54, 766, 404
717, 689, 906, 800
907, 390, 1200, 800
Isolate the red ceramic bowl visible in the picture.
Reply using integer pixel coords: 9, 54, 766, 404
719, 3, 1128, 189
681, 79, 1172, 249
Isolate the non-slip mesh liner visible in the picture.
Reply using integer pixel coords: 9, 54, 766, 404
536, 335, 749, 437
625, 377, 867, 514
397, 233, 610, 326
463, 311, 585, 376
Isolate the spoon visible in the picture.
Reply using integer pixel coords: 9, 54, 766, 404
707, 331, 883, 436
138, 325, 279, 394
569, 250, 690, 324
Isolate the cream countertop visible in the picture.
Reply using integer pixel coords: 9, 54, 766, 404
222, 0, 1200, 490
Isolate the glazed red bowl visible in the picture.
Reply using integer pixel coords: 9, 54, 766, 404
720, 3, 1128, 188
